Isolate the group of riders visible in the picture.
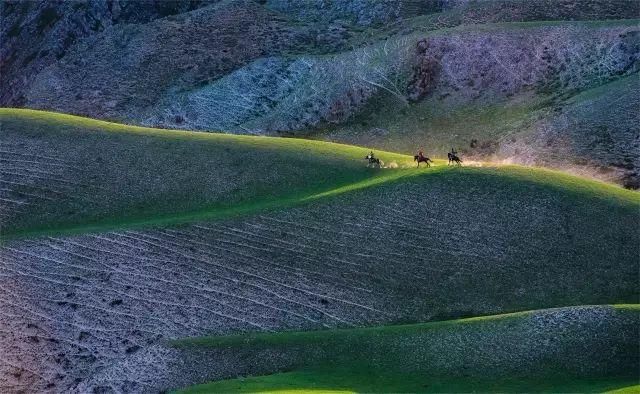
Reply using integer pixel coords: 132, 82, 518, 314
366, 147, 462, 168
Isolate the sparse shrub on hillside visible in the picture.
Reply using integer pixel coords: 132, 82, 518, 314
149, 22, 638, 138
265, 0, 407, 26
36, 7, 60, 33
149, 36, 414, 132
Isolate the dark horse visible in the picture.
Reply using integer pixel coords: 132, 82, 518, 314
414, 155, 433, 168
448, 152, 462, 166
365, 152, 382, 168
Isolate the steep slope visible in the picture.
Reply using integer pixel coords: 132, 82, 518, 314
0, 109, 409, 238
6, 1, 637, 135
141, 20, 638, 188
19, 0, 322, 124
174, 305, 639, 393
0, 0, 218, 106
141, 20, 639, 133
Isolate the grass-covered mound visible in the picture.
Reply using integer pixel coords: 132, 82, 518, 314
1, 161, 637, 391
1, 110, 638, 392
0, 108, 411, 238
173, 305, 639, 393
2, 108, 637, 240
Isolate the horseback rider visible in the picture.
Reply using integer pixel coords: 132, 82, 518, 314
448, 147, 462, 166
417, 147, 425, 160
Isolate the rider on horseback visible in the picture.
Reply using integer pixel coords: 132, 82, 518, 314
448, 147, 462, 166
365, 151, 382, 168
414, 147, 432, 168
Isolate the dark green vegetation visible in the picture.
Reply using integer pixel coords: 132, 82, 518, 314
175, 305, 639, 393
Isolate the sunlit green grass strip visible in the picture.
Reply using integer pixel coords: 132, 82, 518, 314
605, 385, 640, 394
0, 108, 410, 162
178, 373, 639, 394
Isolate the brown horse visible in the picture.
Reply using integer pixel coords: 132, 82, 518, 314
414, 155, 433, 168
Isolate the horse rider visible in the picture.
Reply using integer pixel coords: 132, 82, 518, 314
417, 147, 426, 161
450, 147, 457, 156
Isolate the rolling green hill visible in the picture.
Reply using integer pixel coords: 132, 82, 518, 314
1, 108, 637, 240
0, 109, 638, 392
174, 305, 639, 393
0, 108, 412, 238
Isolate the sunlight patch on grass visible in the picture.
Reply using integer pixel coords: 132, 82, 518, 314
604, 385, 640, 394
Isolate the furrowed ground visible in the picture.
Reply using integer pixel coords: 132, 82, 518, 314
0, 110, 638, 392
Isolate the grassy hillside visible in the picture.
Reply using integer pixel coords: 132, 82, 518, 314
323, 70, 640, 188
0, 108, 411, 238
1, 109, 638, 392
2, 108, 637, 239
2, 153, 637, 391
174, 305, 639, 393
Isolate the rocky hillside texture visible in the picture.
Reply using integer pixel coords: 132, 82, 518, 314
0, 0, 218, 106
2, 0, 638, 187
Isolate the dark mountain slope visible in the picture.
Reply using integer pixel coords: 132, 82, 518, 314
16, 1, 323, 123
0, 0, 218, 106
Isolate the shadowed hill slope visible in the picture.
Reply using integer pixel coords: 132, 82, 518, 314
140, 20, 640, 134
18, 0, 319, 123
0, 0, 219, 106
174, 305, 639, 393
